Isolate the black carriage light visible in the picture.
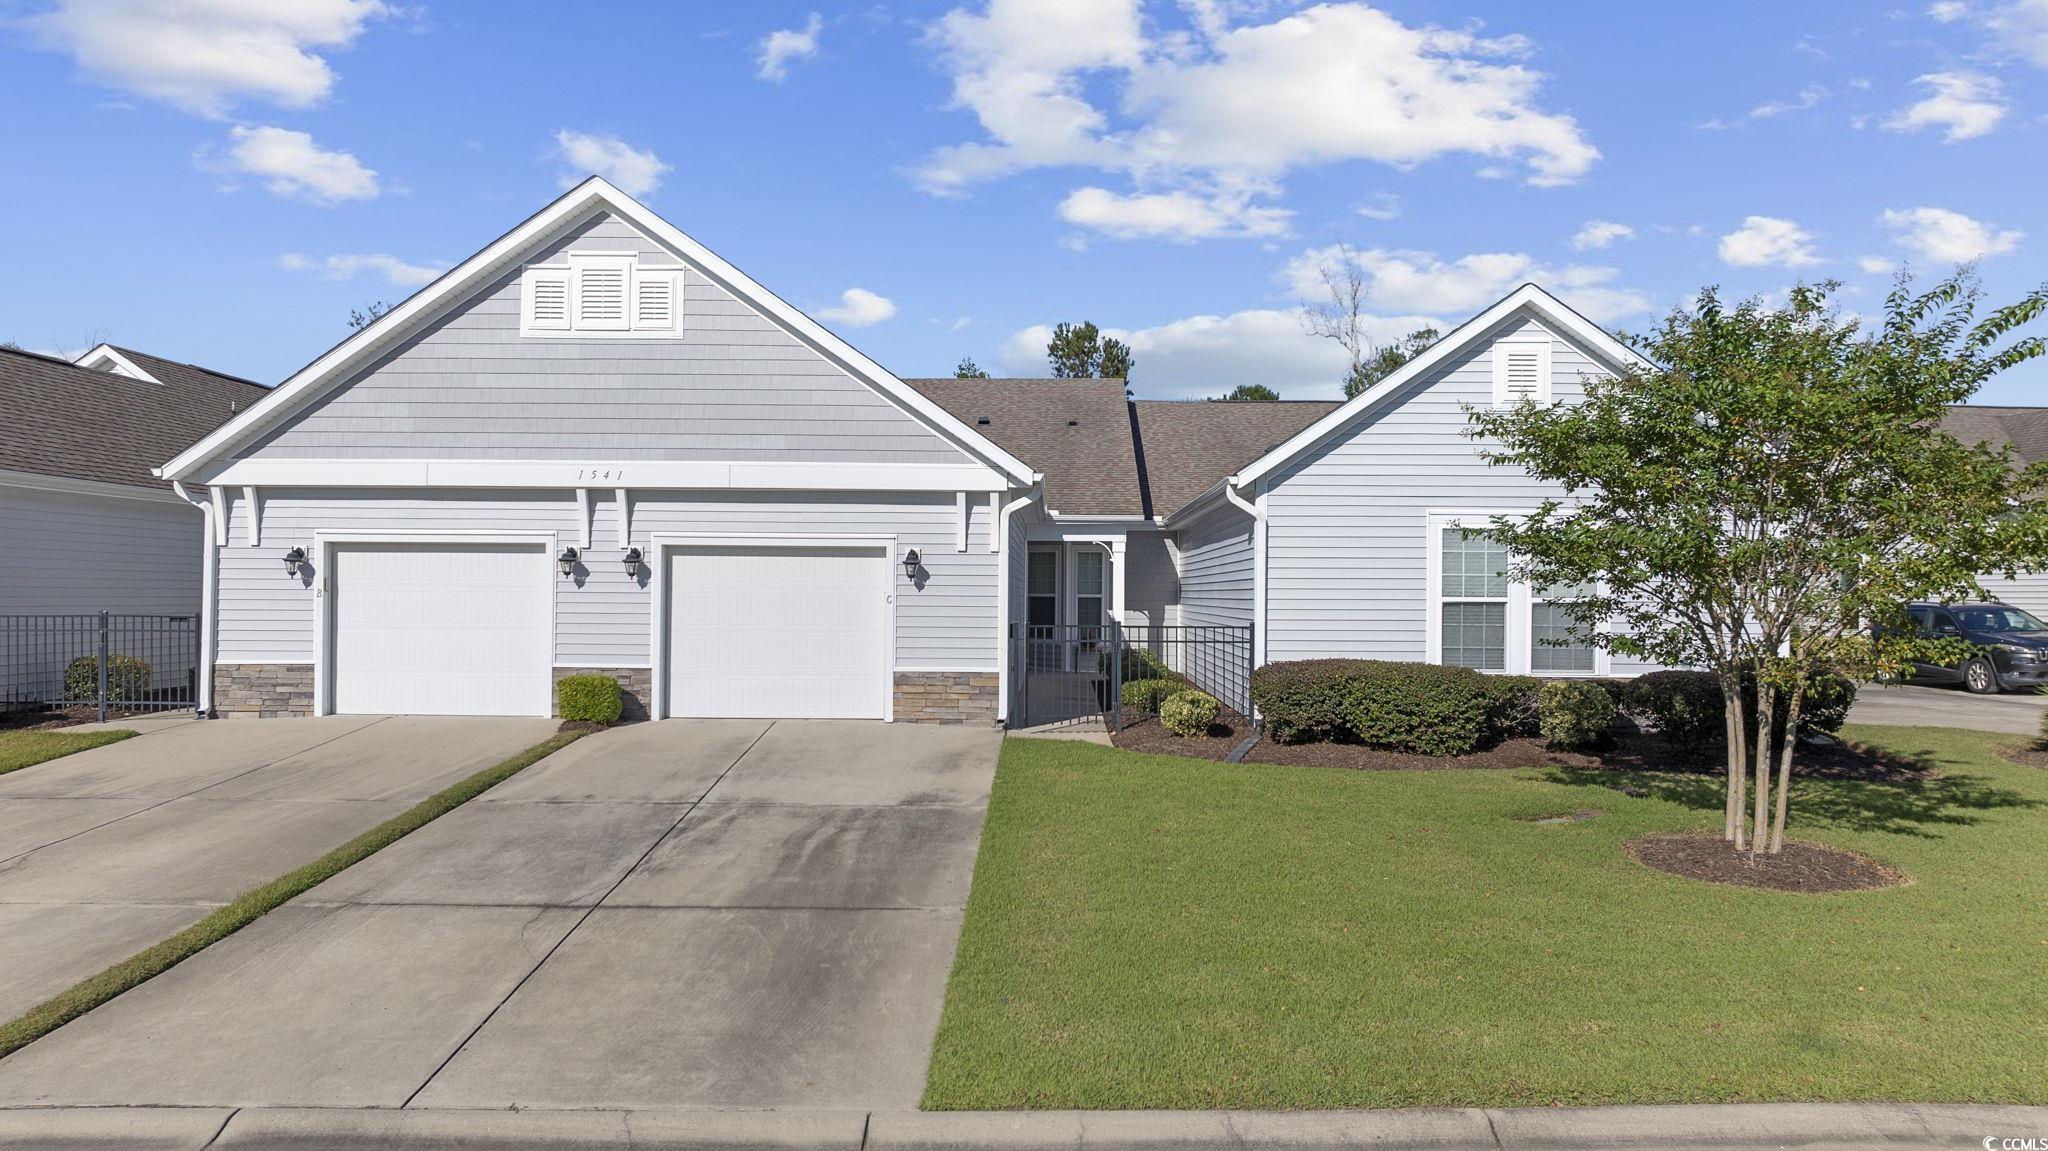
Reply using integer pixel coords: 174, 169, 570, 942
557, 546, 580, 577
281, 547, 307, 577
622, 546, 643, 573
901, 548, 922, 579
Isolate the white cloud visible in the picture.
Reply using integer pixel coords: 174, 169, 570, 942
1985, 0, 2048, 65
1571, 220, 1634, 250
1353, 192, 1402, 220
816, 287, 898, 326
1750, 84, 1828, 118
756, 12, 823, 82
554, 130, 671, 197
1858, 255, 1899, 274
1057, 185, 1291, 240
210, 125, 377, 203
1928, 1, 1969, 21
917, 1, 1597, 235
1281, 245, 1651, 324
1881, 206, 2024, 262
1883, 71, 2008, 141
279, 251, 443, 286
24, 0, 390, 117
1717, 216, 1821, 268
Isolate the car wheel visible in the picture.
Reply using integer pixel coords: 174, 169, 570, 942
1964, 656, 1999, 694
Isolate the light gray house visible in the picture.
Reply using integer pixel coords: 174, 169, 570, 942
1, 344, 265, 705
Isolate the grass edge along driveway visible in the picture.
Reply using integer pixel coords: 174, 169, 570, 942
0, 729, 586, 1060
0, 730, 136, 777
923, 726, 2048, 1110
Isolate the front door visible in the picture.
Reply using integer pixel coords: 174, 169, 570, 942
1027, 548, 1059, 671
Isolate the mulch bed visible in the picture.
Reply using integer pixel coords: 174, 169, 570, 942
1625, 832, 1907, 893
1997, 740, 2048, 769
1111, 711, 1253, 760
0, 705, 157, 732
1236, 730, 1936, 782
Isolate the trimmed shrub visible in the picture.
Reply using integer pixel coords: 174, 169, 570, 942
1121, 677, 1183, 713
1160, 689, 1221, 737
1100, 646, 1172, 682
1250, 659, 1371, 744
64, 655, 151, 702
1625, 671, 1727, 747
1539, 680, 1617, 749
1340, 662, 1509, 756
2039, 704, 2048, 745
1792, 671, 1857, 738
556, 674, 623, 725
1486, 674, 1543, 738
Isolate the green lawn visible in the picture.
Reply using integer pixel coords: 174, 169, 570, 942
923, 725, 2048, 1110
0, 729, 135, 776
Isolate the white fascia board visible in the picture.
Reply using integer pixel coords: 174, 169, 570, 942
0, 467, 189, 505
74, 344, 160, 384
197, 457, 1011, 493
159, 178, 1036, 487
1231, 283, 1654, 489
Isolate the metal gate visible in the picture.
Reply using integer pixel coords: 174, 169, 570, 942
2, 613, 202, 721
1011, 622, 1253, 731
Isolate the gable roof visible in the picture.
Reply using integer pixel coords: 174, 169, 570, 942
1229, 284, 1654, 490
1133, 399, 1343, 518
77, 343, 267, 395
1940, 405, 2048, 467
908, 378, 1142, 516
158, 177, 1035, 485
0, 345, 266, 492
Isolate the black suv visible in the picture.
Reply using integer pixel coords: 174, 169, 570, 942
1902, 601, 2048, 694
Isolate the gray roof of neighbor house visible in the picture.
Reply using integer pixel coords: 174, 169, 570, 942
906, 378, 1145, 516
908, 377, 1344, 519
0, 345, 268, 491
1940, 405, 2048, 467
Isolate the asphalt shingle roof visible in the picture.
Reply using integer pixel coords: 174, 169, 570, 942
1940, 405, 2048, 468
907, 378, 1145, 516
1130, 399, 1343, 518
0, 346, 268, 491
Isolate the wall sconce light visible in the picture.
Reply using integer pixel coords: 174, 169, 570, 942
622, 546, 643, 574
282, 547, 307, 577
557, 546, 580, 577
901, 548, 922, 579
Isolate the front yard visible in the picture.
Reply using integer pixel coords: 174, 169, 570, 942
0, 729, 134, 777
923, 725, 2048, 1110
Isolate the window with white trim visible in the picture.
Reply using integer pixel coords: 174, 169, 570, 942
521, 253, 683, 337
1490, 333, 1552, 407
1430, 514, 1603, 676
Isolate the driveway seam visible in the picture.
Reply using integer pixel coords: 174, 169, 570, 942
397, 720, 779, 1109
0, 717, 393, 867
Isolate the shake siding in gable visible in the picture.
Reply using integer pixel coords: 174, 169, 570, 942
235, 212, 969, 465
214, 488, 995, 671
1262, 312, 1614, 664
1174, 505, 1255, 628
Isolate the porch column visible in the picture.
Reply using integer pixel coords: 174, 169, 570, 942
1111, 537, 1127, 623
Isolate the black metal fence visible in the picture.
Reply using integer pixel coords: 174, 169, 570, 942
1, 613, 201, 721
1011, 622, 1254, 731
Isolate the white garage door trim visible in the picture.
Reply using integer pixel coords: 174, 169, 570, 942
648, 533, 896, 722
313, 531, 555, 717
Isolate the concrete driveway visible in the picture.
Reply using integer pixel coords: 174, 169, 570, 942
0, 719, 1002, 1112
1846, 682, 2048, 735
0, 714, 559, 1022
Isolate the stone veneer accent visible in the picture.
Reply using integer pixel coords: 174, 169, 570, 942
213, 663, 314, 718
552, 666, 651, 722
893, 671, 999, 725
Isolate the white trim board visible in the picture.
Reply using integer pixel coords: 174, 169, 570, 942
73, 344, 160, 384
195, 457, 1012, 493
157, 178, 1036, 488
0, 467, 192, 505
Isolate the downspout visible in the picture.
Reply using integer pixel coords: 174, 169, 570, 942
1222, 478, 1268, 670
171, 481, 217, 718
994, 482, 1043, 725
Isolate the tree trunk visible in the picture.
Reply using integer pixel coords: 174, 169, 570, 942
1751, 676, 1774, 860
1719, 672, 1746, 847
1770, 681, 1805, 854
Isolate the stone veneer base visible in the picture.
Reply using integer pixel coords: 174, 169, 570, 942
893, 671, 1000, 726
213, 663, 315, 719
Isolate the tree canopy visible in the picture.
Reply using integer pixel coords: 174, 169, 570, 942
1047, 321, 1134, 380
1345, 327, 1440, 399
954, 356, 990, 379
1218, 383, 1281, 402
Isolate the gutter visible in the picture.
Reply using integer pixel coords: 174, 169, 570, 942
995, 481, 1044, 725
171, 481, 217, 718
1223, 476, 1269, 670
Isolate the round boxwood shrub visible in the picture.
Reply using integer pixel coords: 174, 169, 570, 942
1159, 689, 1220, 737
1121, 677, 1183, 713
556, 674, 623, 725
64, 655, 151, 702
1539, 680, 1617, 750
1249, 659, 1371, 743
1339, 662, 1508, 756
1624, 668, 1858, 751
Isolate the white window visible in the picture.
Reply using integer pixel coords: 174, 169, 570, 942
521, 253, 685, 337
1428, 513, 1604, 676
1491, 333, 1552, 407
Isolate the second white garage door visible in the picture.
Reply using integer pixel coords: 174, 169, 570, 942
330, 543, 550, 716
666, 545, 888, 719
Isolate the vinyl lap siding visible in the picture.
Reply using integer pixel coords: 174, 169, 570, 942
1174, 506, 1255, 628
0, 485, 201, 615
1122, 531, 1179, 628
215, 488, 996, 671
1978, 570, 2048, 616
237, 212, 969, 466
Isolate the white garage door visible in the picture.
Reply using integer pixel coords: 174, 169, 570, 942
667, 546, 887, 719
331, 543, 549, 716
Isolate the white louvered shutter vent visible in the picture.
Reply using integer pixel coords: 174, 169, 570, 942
1503, 349, 1542, 403
576, 262, 630, 330
633, 272, 677, 331
524, 269, 571, 332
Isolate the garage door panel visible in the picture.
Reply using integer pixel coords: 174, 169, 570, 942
332, 544, 549, 716
667, 547, 886, 719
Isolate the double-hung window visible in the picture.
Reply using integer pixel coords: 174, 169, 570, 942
1429, 513, 1603, 676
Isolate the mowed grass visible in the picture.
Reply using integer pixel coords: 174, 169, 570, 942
0, 729, 135, 776
923, 725, 2048, 1110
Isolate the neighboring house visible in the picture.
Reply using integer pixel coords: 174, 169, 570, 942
1937, 405, 2048, 616
0, 344, 265, 703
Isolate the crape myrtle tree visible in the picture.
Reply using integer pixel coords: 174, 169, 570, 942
1469, 274, 2048, 856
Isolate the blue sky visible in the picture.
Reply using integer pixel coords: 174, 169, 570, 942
3, 0, 2046, 402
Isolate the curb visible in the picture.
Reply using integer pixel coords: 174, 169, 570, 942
0, 1103, 2041, 1150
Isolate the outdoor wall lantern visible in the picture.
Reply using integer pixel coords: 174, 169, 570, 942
901, 548, 922, 579
621, 547, 643, 574
281, 547, 306, 577
557, 546, 580, 577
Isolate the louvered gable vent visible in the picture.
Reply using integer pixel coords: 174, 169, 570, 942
522, 253, 685, 337
1503, 349, 1541, 400
633, 271, 677, 330
1490, 330, 1553, 408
